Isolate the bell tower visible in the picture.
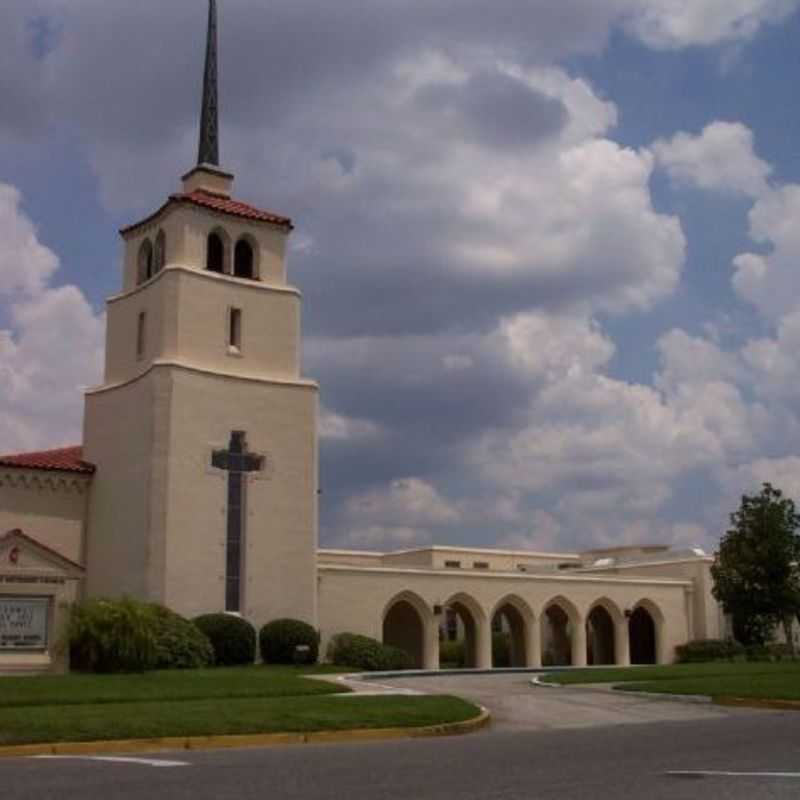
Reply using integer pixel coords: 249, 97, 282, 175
82, 0, 319, 627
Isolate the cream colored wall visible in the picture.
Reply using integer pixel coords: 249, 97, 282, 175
161, 367, 318, 625
318, 565, 691, 666
378, 547, 580, 571
580, 559, 722, 640
105, 267, 301, 387
317, 550, 384, 567
122, 205, 289, 292
83, 369, 168, 600
0, 470, 89, 564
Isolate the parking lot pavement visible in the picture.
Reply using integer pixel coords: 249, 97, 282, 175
379, 672, 760, 731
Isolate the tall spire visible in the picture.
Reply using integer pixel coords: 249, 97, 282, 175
198, 0, 220, 166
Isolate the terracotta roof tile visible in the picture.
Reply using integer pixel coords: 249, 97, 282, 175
0, 446, 95, 475
120, 189, 293, 235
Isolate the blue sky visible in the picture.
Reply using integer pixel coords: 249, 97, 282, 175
2, 0, 800, 553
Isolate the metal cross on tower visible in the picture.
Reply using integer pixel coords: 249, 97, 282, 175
212, 431, 264, 612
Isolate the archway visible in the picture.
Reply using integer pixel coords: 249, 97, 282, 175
382, 598, 425, 669
207, 231, 225, 273
491, 598, 530, 668
441, 595, 483, 669
138, 239, 154, 284
587, 605, 615, 665
234, 239, 255, 279
154, 230, 166, 272
542, 603, 572, 666
629, 606, 657, 664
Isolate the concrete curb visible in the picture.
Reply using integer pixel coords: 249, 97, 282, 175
714, 696, 800, 711
0, 706, 491, 759
530, 676, 712, 704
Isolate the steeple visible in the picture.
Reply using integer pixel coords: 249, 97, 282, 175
198, 0, 220, 167
183, 0, 232, 196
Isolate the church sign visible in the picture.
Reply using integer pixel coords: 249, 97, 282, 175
0, 597, 49, 650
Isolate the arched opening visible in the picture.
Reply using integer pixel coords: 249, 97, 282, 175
382, 599, 424, 669
234, 239, 255, 279
440, 596, 481, 668
154, 230, 166, 273
137, 239, 154, 284
491, 599, 529, 668
629, 606, 657, 664
542, 603, 572, 666
587, 605, 615, 665
207, 232, 225, 273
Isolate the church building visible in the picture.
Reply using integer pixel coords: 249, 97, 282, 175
0, 1, 722, 674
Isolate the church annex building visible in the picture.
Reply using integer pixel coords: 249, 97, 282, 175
0, 1, 724, 674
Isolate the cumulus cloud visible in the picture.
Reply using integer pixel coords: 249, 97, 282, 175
0, 183, 104, 453
626, 0, 800, 49
653, 121, 772, 197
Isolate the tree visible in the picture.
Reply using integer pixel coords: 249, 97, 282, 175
711, 483, 800, 653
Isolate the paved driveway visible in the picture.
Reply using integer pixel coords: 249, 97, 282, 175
379, 671, 759, 731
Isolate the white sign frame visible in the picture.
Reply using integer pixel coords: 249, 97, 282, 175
0, 596, 50, 651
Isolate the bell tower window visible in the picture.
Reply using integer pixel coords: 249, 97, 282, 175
207, 232, 225, 273
136, 312, 147, 360
137, 239, 154, 285
154, 230, 166, 272
228, 307, 242, 353
234, 239, 255, 279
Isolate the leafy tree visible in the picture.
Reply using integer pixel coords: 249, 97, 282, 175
711, 483, 800, 653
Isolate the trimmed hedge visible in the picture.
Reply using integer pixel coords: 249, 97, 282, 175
259, 619, 319, 665
150, 605, 214, 669
193, 613, 256, 666
439, 640, 465, 668
68, 597, 157, 673
327, 633, 414, 671
675, 639, 745, 663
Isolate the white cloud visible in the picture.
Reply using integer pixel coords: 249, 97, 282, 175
345, 477, 461, 527
319, 408, 382, 442
626, 0, 800, 49
653, 121, 772, 197
344, 525, 432, 550
0, 183, 104, 453
733, 185, 800, 319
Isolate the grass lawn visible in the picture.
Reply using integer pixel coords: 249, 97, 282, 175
542, 661, 800, 701
0, 666, 481, 746
0, 695, 479, 746
0, 664, 351, 708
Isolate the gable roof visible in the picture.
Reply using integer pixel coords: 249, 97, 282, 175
120, 189, 294, 236
1, 529, 84, 573
0, 446, 95, 475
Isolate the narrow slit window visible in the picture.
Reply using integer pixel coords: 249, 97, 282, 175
136, 312, 146, 360
229, 307, 242, 352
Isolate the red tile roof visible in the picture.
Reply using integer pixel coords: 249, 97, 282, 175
0, 446, 96, 475
120, 189, 293, 235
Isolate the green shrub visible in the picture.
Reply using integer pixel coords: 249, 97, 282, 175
68, 597, 157, 673
439, 639, 466, 668
492, 632, 511, 668
675, 638, 745, 663
327, 632, 414, 671
259, 619, 319, 665
193, 613, 256, 666
149, 605, 213, 669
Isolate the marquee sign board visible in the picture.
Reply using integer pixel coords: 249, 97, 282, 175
0, 597, 49, 650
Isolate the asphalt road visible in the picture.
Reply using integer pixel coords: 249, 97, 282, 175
3, 677, 799, 800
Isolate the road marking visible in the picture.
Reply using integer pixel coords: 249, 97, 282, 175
667, 770, 800, 779
33, 755, 188, 768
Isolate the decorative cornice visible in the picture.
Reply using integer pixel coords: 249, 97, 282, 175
0, 469, 92, 494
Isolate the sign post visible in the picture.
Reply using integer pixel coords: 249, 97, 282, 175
0, 597, 49, 651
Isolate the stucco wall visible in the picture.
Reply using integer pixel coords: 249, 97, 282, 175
318, 565, 691, 665
83, 369, 167, 600
160, 366, 318, 626
0, 470, 89, 564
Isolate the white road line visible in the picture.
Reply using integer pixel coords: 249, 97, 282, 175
667, 770, 800, 779
32, 755, 189, 768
